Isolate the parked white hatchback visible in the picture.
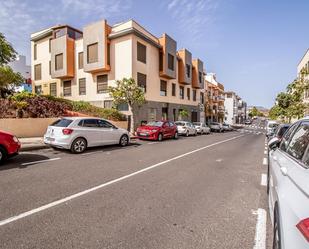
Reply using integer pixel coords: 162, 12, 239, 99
175, 121, 197, 136
193, 122, 211, 135
44, 117, 130, 153
268, 118, 309, 248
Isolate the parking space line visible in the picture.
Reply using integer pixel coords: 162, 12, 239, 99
0, 134, 245, 227
253, 208, 267, 249
260, 174, 267, 186
21, 158, 60, 166
147, 142, 159, 145
263, 158, 267, 165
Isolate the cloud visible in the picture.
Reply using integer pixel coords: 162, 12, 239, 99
164, 0, 220, 43
0, 0, 132, 63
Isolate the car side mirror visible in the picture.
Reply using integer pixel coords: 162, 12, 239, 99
268, 137, 280, 150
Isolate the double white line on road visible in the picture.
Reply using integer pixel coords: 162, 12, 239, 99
0, 134, 245, 227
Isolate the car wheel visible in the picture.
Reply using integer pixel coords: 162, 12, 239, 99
194, 131, 197, 136
71, 138, 87, 154
0, 147, 7, 164
273, 206, 282, 249
158, 133, 163, 141
186, 130, 189, 137
119, 134, 129, 147
173, 132, 178, 139
201, 130, 204, 135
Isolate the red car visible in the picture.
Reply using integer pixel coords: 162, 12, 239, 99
0, 130, 21, 163
137, 121, 178, 141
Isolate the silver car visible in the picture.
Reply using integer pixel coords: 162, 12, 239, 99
193, 122, 211, 135
175, 121, 197, 137
268, 118, 309, 248
44, 117, 130, 153
210, 122, 223, 132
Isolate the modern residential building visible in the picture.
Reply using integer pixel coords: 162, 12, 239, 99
224, 91, 247, 124
204, 73, 225, 123
237, 98, 247, 123
297, 48, 309, 115
9, 55, 32, 92
30, 19, 205, 127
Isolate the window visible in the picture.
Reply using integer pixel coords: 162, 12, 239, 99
87, 43, 98, 63
286, 122, 309, 161
98, 119, 114, 128
35, 85, 42, 94
107, 43, 110, 66
104, 100, 113, 109
199, 72, 202, 83
51, 119, 73, 127
97, 75, 108, 94
63, 80, 71, 96
159, 51, 163, 71
137, 42, 146, 63
49, 61, 51, 75
187, 88, 190, 100
34, 64, 41, 80
79, 78, 86, 95
81, 119, 98, 128
50, 82, 57, 97
280, 123, 300, 152
49, 38, 52, 53
172, 83, 176, 96
186, 64, 191, 78
200, 92, 204, 104
137, 72, 147, 92
34, 44, 37, 60
193, 90, 197, 101
78, 52, 83, 69
55, 53, 63, 70
117, 103, 129, 111
168, 53, 174, 70
179, 86, 184, 99
160, 80, 167, 96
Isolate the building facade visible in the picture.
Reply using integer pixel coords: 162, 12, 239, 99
204, 73, 225, 123
297, 48, 309, 115
31, 19, 205, 127
224, 91, 237, 125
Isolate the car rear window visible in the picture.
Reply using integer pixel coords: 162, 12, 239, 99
146, 121, 163, 127
175, 122, 185, 126
51, 119, 73, 127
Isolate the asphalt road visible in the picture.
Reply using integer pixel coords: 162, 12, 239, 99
0, 124, 272, 249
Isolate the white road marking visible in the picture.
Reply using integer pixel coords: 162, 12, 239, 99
147, 142, 158, 145
0, 135, 245, 227
253, 208, 267, 249
260, 174, 267, 186
263, 158, 267, 165
264, 150, 267, 155
21, 158, 60, 166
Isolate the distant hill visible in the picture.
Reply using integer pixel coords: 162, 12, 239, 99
248, 106, 269, 112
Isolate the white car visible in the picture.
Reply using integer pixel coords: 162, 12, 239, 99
268, 118, 309, 249
193, 122, 211, 135
266, 120, 279, 137
175, 121, 197, 136
210, 122, 223, 132
44, 117, 130, 153
222, 123, 233, 131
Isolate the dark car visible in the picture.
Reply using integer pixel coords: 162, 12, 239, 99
136, 121, 178, 141
268, 124, 290, 141
0, 130, 21, 163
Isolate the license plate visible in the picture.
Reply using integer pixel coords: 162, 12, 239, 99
139, 133, 147, 136
46, 137, 55, 142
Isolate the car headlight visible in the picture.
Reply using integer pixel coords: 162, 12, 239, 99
12, 136, 19, 143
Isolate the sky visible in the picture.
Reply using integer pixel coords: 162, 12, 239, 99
1, 0, 308, 108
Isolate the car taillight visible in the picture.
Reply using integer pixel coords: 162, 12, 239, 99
297, 218, 309, 242
62, 128, 73, 135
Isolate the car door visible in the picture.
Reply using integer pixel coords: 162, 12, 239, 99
79, 119, 102, 147
162, 122, 170, 138
97, 119, 119, 145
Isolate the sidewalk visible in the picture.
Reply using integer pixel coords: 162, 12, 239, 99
19, 137, 47, 152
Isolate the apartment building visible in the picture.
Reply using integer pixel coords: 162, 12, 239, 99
30, 19, 205, 127
204, 73, 225, 123
224, 91, 247, 124
297, 48, 309, 115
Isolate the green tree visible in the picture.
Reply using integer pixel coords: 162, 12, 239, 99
179, 108, 189, 120
109, 77, 145, 134
0, 33, 24, 98
249, 107, 259, 117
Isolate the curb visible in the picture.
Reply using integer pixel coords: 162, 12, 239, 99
20, 144, 48, 152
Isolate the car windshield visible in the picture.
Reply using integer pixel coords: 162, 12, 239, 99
51, 119, 73, 127
146, 121, 163, 127
175, 122, 186, 126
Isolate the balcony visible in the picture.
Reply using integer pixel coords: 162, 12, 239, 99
159, 33, 176, 79
178, 49, 192, 85
50, 35, 75, 79
83, 19, 111, 73
192, 59, 204, 89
